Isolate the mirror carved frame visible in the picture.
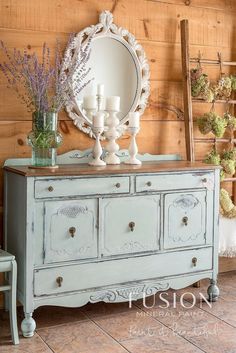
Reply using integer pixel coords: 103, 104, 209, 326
64, 10, 150, 138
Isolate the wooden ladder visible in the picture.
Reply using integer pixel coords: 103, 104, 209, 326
180, 19, 236, 199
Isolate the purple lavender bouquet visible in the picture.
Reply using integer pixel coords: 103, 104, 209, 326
0, 35, 92, 113
0, 35, 93, 167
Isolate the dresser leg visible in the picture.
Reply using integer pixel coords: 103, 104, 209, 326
207, 279, 220, 302
21, 312, 36, 338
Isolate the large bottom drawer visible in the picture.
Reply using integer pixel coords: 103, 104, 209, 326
34, 247, 212, 296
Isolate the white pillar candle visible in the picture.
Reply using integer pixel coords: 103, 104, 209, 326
128, 112, 140, 128
83, 95, 97, 110
106, 96, 120, 111
97, 84, 105, 96
93, 111, 105, 128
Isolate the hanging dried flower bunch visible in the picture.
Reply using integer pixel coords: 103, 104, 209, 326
220, 170, 226, 182
220, 189, 236, 218
197, 111, 227, 138
215, 76, 232, 99
221, 149, 236, 175
204, 149, 221, 165
221, 161, 235, 176
230, 75, 236, 90
222, 148, 236, 160
197, 113, 213, 134
190, 66, 214, 102
203, 148, 236, 181
190, 67, 208, 96
191, 67, 236, 102
224, 112, 236, 130
220, 147, 236, 218
212, 114, 228, 137
204, 149, 224, 181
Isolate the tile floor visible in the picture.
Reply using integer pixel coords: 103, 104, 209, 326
1, 271, 236, 353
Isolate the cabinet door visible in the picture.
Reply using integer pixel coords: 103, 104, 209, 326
100, 195, 160, 256
44, 199, 97, 263
164, 191, 206, 249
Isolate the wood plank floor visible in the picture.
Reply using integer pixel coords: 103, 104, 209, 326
1, 271, 236, 353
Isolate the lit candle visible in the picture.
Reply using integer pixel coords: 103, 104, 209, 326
128, 112, 140, 128
106, 96, 120, 111
97, 84, 105, 96
83, 95, 97, 110
93, 111, 105, 128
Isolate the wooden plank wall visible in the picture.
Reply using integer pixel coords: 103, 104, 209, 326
0, 1, 235, 253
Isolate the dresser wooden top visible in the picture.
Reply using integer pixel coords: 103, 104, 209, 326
4, 161, 220, 177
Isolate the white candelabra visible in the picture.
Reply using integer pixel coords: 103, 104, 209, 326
104, 96, 121, 165
125, 112, 142, 165
89, 112, 106, 166
83, 88, 125, 166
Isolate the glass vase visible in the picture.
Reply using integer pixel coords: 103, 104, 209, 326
27, 112, 62, 168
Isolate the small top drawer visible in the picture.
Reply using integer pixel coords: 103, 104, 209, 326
35, 176, 130, 198
135, 172, 214, 192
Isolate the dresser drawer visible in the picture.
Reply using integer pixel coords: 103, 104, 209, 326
35, 176, 130, 198
163, 191, 207, 249
34, 247, 212, 296
100, 195, 160, 256
135, 172, 214, 192
43, 199, 97, 263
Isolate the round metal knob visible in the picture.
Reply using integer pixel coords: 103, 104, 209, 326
202, 178, 207, 183
182, 216, 188, 226
147, 181, 152, 187
115, 183, 121, 188
56, 276, 63, 287
48, 186, 54, 192
192, 257, 197, 267
69, 227, 76, 238
129, 221, 135, 232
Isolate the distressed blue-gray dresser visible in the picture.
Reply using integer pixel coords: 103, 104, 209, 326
3, 151, 220, 337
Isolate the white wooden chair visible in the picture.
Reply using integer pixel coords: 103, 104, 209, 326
0, 249, 19, 345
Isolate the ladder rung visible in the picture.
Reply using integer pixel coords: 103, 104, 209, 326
222, 177, 236, 182
223, 62, 236, 66
192, 98, 236, 104
194, 138, 236, 143
190, 58, 236, 66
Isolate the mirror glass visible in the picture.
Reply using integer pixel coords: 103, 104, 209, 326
77, 37, 139, 121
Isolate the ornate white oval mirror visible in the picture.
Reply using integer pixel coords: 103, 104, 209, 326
64, 10, 150, 138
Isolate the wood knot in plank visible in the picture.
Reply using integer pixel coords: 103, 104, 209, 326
111, 0, 119, 13
143, 19, 150, 39
17, 138, 24, 146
